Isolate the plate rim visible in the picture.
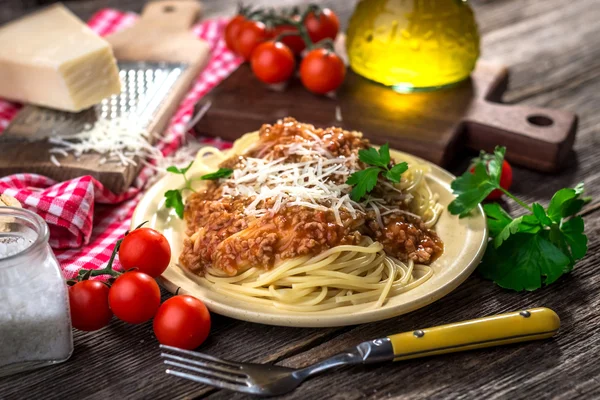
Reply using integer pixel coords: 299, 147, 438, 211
132, 144, 488, 328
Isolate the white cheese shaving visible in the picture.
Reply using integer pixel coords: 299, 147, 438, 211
221, 139, 361, 223
48, 117, 163, 167
335, 106, 343, 122
220, 133, 415, 227
380, 208, 422, 220
49, 155, 61, 167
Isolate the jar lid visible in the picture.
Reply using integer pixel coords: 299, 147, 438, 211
0, 207, 49, 264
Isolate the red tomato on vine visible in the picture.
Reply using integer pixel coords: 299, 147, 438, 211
300, 48, 346, 94
251, 41, 296, 84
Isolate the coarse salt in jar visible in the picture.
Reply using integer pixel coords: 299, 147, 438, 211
0, 206, 73, 377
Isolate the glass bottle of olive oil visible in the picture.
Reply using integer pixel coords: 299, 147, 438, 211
346, 0, 480, 92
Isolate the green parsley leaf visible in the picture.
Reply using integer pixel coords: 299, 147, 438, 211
346, 144, 409, 201
547, 224, 572, 266
484, 203, 542, 248
384, 162, 408, 183
164, 163, 234, 219
164, 189, 184, 219
532, 203, 552, 226
450, 146, 590, 292
166, 161, 194, 175
447, 162, 498, 218
547, 183, 585, 221
494, 216, 523, 249
483, 203, 512, 237
562, 197, 589, 218
447, 147, 507, 218
487, 146, 506, 182
200, 168, 233, 180
358, 144, 390, 168
518, 214, 542, 234
560, 216, 587, 260
479, 233, 571, 291
346, 167, 381, 202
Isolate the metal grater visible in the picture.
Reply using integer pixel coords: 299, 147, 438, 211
1, 61, 188, 142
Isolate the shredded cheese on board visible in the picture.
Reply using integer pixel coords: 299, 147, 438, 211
48, 117, 163, 167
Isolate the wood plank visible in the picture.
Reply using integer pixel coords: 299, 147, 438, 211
195, 60, 578, 173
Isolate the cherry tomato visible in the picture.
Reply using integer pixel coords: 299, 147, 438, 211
224, 15, 246, 53
109, 271, 161, 324
470, 160, 513, 200
251, 41, 296, 84
300, 48, 346, 94
69, 280, 113, 331
304, 8, 340, 44
273, 24, 306, 55
235, 20, 271, 60
119, 227, 171, 278
153, 295, 211, 350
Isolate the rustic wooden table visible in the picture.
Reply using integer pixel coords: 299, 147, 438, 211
1, 0, 599, 399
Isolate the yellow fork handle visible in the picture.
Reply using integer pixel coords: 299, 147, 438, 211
389, 307, 560, 361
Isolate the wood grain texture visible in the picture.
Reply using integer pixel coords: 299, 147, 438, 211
195, 57, 576, 173
0, 0, 210, 193
1, 0, 600, 399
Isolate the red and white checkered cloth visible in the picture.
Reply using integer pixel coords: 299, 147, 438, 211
0, 9, 241, 278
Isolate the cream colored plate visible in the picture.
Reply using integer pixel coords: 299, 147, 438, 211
132, 134, 487, 327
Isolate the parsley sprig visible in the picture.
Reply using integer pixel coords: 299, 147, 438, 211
346, 143, 408, 202
164, 161, 233, 218
448, 146, 590, 291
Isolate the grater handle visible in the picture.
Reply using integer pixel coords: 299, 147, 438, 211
105, 0, 208, 63
139, 0, 202, 32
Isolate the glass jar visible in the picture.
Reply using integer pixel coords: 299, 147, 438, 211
0, 206, 73, 377
346, 0, 480, 92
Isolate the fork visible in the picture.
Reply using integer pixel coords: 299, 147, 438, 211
160, 307, 559, 396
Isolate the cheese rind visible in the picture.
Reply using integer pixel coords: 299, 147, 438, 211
0, 4, 121, 112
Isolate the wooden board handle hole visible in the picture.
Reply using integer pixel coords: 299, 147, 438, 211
527, 114, 554, 127
163, 5, 175, 13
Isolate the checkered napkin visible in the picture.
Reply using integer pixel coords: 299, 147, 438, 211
0, 9, 241, 278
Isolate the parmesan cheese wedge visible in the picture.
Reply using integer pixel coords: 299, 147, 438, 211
0, 4, 121, 112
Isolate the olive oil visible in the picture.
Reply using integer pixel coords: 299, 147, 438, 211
346, 0, 480, 92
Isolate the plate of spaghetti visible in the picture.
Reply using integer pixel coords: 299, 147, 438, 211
133, 118, 487, 327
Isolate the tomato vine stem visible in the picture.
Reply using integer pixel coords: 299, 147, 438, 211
74, 221, 149, 281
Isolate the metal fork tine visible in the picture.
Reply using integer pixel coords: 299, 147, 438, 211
161, 353, 247, 377
166, 369, 254, 394
160, 345, 242, 368
164, 360, 249, 384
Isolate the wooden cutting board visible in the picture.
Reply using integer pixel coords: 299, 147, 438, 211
193, 61, 577, 172
0, 0, 210, 194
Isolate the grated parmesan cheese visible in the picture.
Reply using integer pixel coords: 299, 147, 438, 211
48, 117, 163, 167
220, 136, 411, 226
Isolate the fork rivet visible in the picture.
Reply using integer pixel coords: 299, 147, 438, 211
520, 311, 531, 318
413, 330, 425, 338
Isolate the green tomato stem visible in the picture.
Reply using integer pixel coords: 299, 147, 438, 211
77, 238, 123, 280
273, 30, 301, 42
262, 14, 315, 50
79, 266, 121, 279
312, 38, 336, 52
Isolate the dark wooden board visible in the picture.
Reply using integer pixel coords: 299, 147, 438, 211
2, 0, 600, 399
194, 61, 577, 173
0, 0, 210, 194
